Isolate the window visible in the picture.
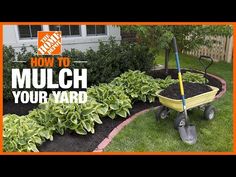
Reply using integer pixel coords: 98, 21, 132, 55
49, 25, 81, 37
18, 25, 42, 39
86, 25, 107, 36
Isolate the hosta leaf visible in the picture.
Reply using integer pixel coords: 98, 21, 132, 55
66, 112, 74, 120
57, 128, 65, 135
131, 93, 138, 98
34, 137, 42, 144
141, 95, 147, 102
85, 122, 92, 132
117, 110, 127, 118
91, 127, 95, 134
141, 85, 149, 94
148, 96, 155, 103
97, 104, 109, 115
110, 103, 119, 110
93, 114, 102, 124
70, 115, 78, 125
108, 111, 116, 119
29, 143, 39, 152
75, 127, 87, 135
81, 121, 87, 130
123, 108, 130, 115
82, 107, 94, 116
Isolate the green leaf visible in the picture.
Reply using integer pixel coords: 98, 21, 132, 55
85, 122, 92, 132
91, 127, 95, 134
75, 127, 87, 135
141, 85, 149, 94
34, 137, 42, 144
81, 121, 87, 130
82, 107, 94, 116
108, 111, 116, 119
148, 96, 155, 103
57, 128, 65, 135
97, 104, 109, 115
110, 103, 119, 110
131, 93, 138, 98
70, 114, 78, 124
141, 95, 147, 102
29, 143, 39, 152
117, 110, 127, 118
93, 114, 102, 124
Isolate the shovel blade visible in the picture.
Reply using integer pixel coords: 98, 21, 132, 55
178, 125, 197, 145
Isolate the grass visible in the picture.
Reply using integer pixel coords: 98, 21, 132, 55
105, 52, 233, 152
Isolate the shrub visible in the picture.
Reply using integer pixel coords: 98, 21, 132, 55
3, 39, 154, 100
3, 45, 34, 100
84, 39, 154, 86
111, 70, 160, 103
88, 83, 132, 119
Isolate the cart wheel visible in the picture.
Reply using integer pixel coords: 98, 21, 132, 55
204, 105, 215, 120
156, 106, 169, 121
174, 112, 186, 129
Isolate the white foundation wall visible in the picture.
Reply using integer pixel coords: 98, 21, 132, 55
3, 25, 121, 53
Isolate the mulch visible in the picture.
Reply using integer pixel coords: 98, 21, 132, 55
159, 82, 212, 100
148, 69, 222, 95
3, 99, 159, 152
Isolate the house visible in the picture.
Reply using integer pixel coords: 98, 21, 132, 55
3, 25, 121, 53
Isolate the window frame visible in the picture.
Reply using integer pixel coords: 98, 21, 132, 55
86, 25, 107, 36
49, 25, 82, 38
17, 25, 42, 40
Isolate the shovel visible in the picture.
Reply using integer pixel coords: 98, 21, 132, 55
173, 37, 197, 145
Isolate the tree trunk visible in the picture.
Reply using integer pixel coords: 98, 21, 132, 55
164, 48, 170, 74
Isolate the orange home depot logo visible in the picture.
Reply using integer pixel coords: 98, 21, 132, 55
37, 31, 62, 55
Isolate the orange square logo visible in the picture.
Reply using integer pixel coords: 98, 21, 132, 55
37, 31, 62, 55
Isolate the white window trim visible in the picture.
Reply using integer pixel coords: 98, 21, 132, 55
49, 25, 83, 39
15, 25, 41, 43
85, 25, 108, 37
15, 25, 110, 43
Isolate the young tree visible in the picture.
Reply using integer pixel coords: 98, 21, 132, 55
121, 25, 232, 74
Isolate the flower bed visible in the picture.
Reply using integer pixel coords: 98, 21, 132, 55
3, 69, 226, 152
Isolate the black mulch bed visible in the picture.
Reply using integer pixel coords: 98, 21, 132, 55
148, 69, 222, 95
159, 82, 212, 100
3, 99, 159, 152
3, 100, 39, 115
38, 101, 159, 152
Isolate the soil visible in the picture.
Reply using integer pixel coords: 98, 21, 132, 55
3, 100, 39, 115
159, 82, 212, 100
148, 69, 222, 95
3, 99, 159, 152
38, 101, 159, 152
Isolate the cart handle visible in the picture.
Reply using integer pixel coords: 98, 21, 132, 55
199, 55, 213, 84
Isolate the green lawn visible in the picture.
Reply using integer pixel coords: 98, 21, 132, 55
105, 53, 233, 152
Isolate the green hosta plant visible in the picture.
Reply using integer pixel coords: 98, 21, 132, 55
156, 76, 178, 89
88, 84, 132, 119
64, 97, 103, 135
183, 71, 208, 84
36, 94, 104, 135
111, 70, 160, 103
3, 114, 52, 152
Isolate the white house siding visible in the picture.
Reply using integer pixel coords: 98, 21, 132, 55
3, 25, 121, 53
